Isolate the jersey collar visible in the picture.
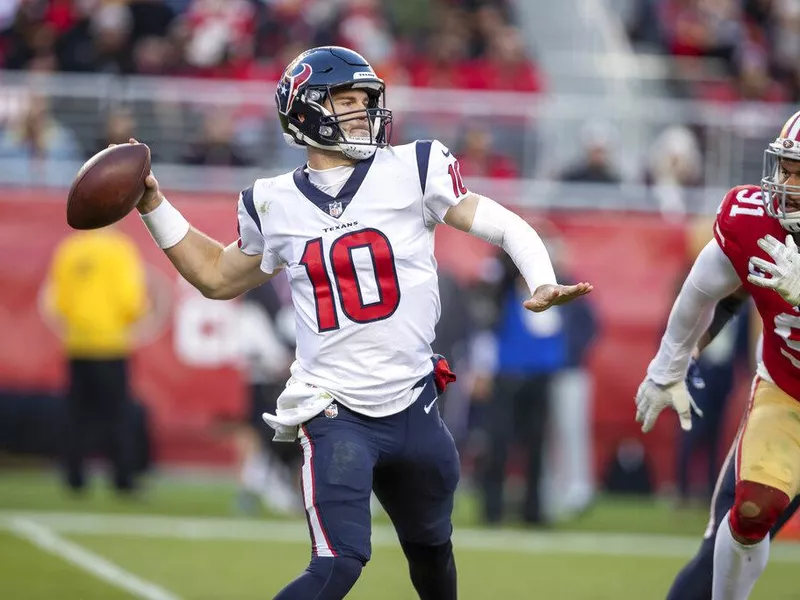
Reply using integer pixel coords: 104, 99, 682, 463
292, 153, 376, 218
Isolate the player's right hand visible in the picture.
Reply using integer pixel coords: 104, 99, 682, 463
635, 378, 694, 433
130, 138, 163, 214
107, 139, 163, 214
137, 171, 163, 215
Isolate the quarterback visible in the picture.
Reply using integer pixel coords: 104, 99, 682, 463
636, 109, 800, 600
132, 46, 591, 600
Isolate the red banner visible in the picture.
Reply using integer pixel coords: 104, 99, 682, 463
0, 188, 748, 484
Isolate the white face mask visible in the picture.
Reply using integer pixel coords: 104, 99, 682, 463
762, 145, 800, 232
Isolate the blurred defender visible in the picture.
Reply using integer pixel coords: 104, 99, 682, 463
130, 46, 592, 600
636, 110, 800, 599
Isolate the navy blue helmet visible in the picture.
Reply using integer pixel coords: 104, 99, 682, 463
275, 46, 393, 160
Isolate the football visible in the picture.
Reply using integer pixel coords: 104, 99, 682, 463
66, 143, 151, 230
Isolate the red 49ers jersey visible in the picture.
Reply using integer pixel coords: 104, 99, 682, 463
714, 184, 800, 401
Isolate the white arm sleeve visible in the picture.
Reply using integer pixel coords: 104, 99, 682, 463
647, 239, 741, 385
468, 195, 557, 293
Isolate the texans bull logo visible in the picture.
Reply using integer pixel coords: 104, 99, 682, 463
280, 63, 313, 115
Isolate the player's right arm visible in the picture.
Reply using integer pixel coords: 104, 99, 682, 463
636, 240, 742, 433
636, 187, 760, 432
136, 173, 278, 300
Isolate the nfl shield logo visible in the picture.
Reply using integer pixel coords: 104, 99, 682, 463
324, 403, 338, 419
328, 201, 343, 218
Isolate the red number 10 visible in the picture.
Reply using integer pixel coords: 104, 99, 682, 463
448, 160, 468, 198
299, 229, 401, 332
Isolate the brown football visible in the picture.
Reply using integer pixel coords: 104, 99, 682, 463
66, 143, 151, 230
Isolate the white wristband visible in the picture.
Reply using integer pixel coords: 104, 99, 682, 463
140, 198, 190, 249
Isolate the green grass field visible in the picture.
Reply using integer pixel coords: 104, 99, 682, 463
0, 471, 797, 599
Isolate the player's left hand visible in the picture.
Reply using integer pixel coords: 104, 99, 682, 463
523, 282, 593, 313
748, 234, 800, 306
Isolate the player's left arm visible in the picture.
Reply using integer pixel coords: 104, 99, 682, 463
748, 233, 800, 305
418, 139, 590, 311
443, 194, 592, 312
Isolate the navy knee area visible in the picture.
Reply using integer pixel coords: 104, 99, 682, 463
309, 556, 363, 598
400, 539, 457, 600
273, 556, 363, 600
730, 481, 791, 543
401, 539, 454, 566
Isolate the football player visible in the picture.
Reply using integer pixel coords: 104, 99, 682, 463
636, 109, 800, 600
131, 46, 592, 600
665, 291, 800, 599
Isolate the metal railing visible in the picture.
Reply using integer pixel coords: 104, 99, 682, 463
0, 70, 792, 214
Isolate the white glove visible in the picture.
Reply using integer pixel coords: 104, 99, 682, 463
635, 379, 700, 433
747, 234, 800, 306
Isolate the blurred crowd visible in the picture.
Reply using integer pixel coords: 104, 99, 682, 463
0, 0, 546, 182
629, 0, 800, 103
0, 0, 542, 91
2, 0, 794, 205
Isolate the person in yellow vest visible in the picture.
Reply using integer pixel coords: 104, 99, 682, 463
46, 226, 148, 494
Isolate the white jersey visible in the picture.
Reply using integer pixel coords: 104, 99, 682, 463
237, 140, 468, 420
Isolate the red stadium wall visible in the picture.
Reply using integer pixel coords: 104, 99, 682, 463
0, 188, 751, 488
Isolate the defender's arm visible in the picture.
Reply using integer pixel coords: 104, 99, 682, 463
647, 239, 742, 386
636, 239, 741, 432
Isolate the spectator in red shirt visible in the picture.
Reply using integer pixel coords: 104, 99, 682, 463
463, 26, 544, 92
456, 125, 519, 179
408, 30, 471, 89
182, 0, 255, 75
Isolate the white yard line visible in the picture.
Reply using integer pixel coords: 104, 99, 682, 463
8, 517, 183, 600
2, 511, 800, 563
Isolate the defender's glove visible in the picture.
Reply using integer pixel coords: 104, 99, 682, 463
748, 234, 800, 306
635, 378, 702, 433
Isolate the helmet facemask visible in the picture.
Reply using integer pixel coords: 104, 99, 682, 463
308, 84, 392, 160
761, 144, 800, 233
285, 83, 392, 160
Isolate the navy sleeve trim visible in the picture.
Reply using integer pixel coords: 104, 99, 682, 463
241, 185, 261, 234
415, 140, 433, 196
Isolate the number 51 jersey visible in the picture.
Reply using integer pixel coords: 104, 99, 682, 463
714, 184, 800, 401
236, 140, 469, 417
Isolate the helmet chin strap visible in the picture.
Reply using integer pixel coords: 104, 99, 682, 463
339, 140, 377, 160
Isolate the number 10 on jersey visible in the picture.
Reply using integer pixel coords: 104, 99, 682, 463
299, 228, 401, 332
